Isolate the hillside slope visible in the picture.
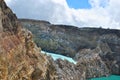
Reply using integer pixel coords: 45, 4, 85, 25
19, 19, 120, 57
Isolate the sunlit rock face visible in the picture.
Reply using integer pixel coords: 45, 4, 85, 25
0, 0, 57, 80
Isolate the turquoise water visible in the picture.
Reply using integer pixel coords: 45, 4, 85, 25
90, 75, 120, 80
41, 51, 77, 64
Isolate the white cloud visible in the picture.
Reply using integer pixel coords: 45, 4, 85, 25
5, 0, 120, 29
89, 0, 109, 8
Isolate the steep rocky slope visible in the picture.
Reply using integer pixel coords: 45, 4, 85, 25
19, 19, 120, 76
0, 0, 57, 80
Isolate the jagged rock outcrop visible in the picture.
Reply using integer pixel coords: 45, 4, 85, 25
0, 0, 57, 80
97, 41, 120, 75
75, 40, 120, 78
76, 49, 110, 78
44, 55, 86, 80
55, 59, 85, 80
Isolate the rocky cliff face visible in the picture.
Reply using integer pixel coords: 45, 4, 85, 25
19, 19, 120, 76
19, 19, 120, 58
0, 0, 57, 80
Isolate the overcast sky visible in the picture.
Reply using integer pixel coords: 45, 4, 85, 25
5, 0, 120, 29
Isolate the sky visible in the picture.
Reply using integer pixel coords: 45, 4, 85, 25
66, 0, 91, 9
4, 0, 120, 29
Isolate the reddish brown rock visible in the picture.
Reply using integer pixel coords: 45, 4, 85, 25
0, 0, 57, 80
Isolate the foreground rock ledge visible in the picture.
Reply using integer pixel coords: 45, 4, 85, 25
0, 0, 57, 80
